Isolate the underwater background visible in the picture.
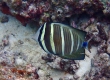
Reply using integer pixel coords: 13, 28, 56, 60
0, 0, 110, 80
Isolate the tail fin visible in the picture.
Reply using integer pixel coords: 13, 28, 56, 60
82, 41, 88, 48
82, 41, 91, 53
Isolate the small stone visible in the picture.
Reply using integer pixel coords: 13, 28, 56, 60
8, 34, 17, 48
0, 16, 9, 23
27, 66, 36, 73
2, 35, 9, 46
18, 40, 24, 44
59, 78, 63, 80
107, 39, 110, 54
15, 57, 26, 65
37, 69, 45, 77
107, 46, 110, 54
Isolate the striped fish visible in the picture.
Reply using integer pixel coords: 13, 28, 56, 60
34, 23, 88, 60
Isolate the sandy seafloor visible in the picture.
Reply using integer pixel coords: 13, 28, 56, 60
0, 11, 98, 80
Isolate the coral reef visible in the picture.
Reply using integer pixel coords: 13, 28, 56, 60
0, 0, 110, 80
0, 0, 110, 25
85, 53, 110, 80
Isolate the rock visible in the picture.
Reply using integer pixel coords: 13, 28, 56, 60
107, 46, 110, 54
0, 16, 9, 23
15, 57, 26, 65
8, 34, 18, 48
37, 69, 46, 77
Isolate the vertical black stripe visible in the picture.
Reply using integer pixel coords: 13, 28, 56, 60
44, 23, 53, 54
72, 32, 77, 52
53, 24, 62, 55
63, 27, 71, 55
38, 24, 45, 51
79, 37, 83, 49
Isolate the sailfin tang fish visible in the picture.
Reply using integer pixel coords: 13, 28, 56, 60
34, 23, 88, 60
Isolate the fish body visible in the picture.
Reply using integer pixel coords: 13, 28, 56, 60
34, 23, 88, 60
